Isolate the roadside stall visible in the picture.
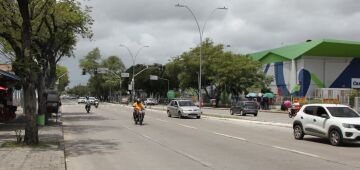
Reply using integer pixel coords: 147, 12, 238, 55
0, 70, 21, 121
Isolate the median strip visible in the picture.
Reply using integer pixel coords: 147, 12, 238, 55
120, 104, 292, 128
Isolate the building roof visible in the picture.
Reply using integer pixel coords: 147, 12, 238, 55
250, 39, 360, 64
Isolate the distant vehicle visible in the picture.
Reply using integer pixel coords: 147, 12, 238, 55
78, 97, 86, 104
94, 99, 99, 108
230, 101, 258, 116
167, 100, 201, 119
293, 104, 360, 146
89, 97, 96, 105
144, 98, 158, 105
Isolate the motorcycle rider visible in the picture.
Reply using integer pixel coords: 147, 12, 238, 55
85, 96, 91, 112
133, 98, 145, 120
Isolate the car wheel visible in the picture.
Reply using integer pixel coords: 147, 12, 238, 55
241, 110, 246, 116
178, 112, 183, 119
167, 111, 171, 117
254, 113, 258, 117
196, 115, 201, 119
230, 109, 234, 115
293, 125, 304, 140
329, 129, 343, 146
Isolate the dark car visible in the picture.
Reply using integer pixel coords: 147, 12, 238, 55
230, 101, 258, 116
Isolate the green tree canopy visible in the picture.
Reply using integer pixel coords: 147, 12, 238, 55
67, 85, 89, 97
165, 39, 271, 104
79, 48, 126, 99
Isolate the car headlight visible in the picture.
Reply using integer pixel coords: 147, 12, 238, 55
342, 123, 355, 128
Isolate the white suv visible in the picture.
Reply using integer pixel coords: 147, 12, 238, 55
293, 104, 360, 146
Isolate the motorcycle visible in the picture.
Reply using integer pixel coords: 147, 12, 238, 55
288, 108, 298, 118
94, 100, 99, 108
133, 109, 145, 125
85, 103, 91, 113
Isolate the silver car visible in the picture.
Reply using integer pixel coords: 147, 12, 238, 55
167, 100, 201, 119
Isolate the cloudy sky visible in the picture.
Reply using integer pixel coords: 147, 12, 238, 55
59, 0, 360, 87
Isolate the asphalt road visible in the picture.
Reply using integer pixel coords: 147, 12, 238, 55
62, 102, 360, 170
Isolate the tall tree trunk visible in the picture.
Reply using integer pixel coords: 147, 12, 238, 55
18, 0, 39, 145
37, 73, 48, 124
23, 78, 38, 144
47, 56, 57, 88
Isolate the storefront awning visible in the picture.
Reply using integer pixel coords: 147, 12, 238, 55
0, 70, 20, 81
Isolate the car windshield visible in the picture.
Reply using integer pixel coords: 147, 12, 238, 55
326, 107, 360, 118
89, 97, 95, 100
178, 101, 195, 107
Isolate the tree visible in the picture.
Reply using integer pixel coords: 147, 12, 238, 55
80, 47, 101, 75
80, 49, 126, 100
67, 85, 89, 97
165, 39, 268, 106
0, 0, 40, 144
30, 0, 92, 125
0, 0, 92, 144
56, 65, 69, 92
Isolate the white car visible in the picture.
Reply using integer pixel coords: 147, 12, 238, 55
77, 97, 86, 104
167, 100, 201, 119
144, 98, 158, 105
89, 97, 96, 104
293, 104, 360, 146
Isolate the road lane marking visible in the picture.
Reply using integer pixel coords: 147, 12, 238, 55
177, 124, 198, 129
213, 132, 247, 141
155, 118, 169, 123
272, 145, 320, 158
122, 125, 215, 169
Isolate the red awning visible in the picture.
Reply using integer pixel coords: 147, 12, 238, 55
0, 86, 8, 90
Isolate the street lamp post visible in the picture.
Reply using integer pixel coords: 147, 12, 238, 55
119, 44, 149, 101
56, 72, 68, 91
175, 3, 227, 108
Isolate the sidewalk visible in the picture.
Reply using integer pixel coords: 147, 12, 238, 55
0, 113, 65, 170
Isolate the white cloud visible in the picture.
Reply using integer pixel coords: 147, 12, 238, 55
62, 0, 360, 86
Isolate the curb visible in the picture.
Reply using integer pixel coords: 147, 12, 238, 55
202, 113, 292, 128
261, 110, 288, 114
59, 108, 67, 170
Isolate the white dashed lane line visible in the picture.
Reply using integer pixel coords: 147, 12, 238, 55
272, 146, 320, 158
177, 124, 198, 129
155, 118, 169, 123
212, 132, 247, 141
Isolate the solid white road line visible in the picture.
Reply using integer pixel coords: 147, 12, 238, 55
272, 145, 320, 158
